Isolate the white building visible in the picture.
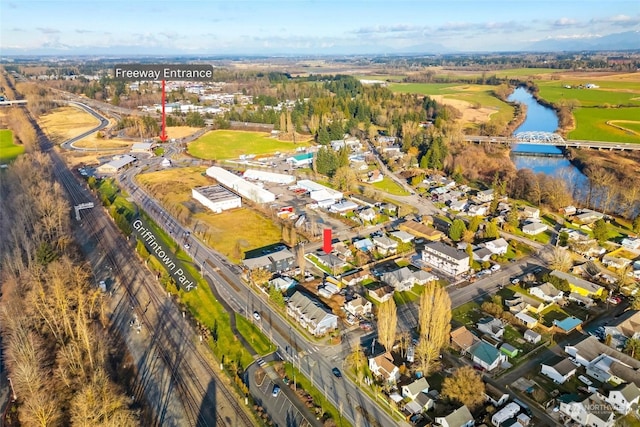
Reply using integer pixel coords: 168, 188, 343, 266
422, 241, 470, 276
297, 179, 343, 203
243, 169, 295, 185
206, 166, 276, 204
522, 222, 547, 235
491, 402, 520, 427
192, 185, 241, 213
96, 154, 137, 174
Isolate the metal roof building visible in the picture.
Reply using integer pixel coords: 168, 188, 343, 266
206, 166, 276, 204
243, 169, 295, 185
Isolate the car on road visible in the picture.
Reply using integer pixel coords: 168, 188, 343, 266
271, 384, 281, 397
184, 243, 190, 249
253, 311, 261, 321
511, 278, 520, 285
332, 367, 342, 378
490, 264, 501, 272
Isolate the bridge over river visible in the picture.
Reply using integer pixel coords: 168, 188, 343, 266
465, 131, 640, 151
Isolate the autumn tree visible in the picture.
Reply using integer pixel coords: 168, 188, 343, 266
624, 338, 640, 360
250, 268, 272, 286
548, 247, 573, 272
415, 281, 451, 375
332, 165, 357, 192
377, 298, 397, 351
347, 346, 367, 385
442, 366, 486, 410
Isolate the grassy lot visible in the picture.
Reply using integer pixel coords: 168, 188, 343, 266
188, 130, 311, 160
136, 167, 283, 262
306, 254, 333, 274
370, 177, 410, 196
283, 362, 350, 427
393, 286, 424, 305
537, 81, 640, 107
452, 301, 482, 326
568, 107, 640, 143
166, 126, 202, 139
38, 106, 100, 144
0, 129, 24, 162
235, 314, 276, 356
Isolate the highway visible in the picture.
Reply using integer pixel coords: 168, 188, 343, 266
30, 101, 254, 426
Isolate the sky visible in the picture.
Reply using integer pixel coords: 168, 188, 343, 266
1, 0, 639, 55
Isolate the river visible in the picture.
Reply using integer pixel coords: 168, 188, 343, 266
507, 87, 591, 204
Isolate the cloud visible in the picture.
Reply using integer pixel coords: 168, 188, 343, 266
75, 29, 94, 34
353, 24, 425, 35
36, 27, 60, 34
591, 14, 640, 27
11, 27, 25, 32
553, 18, 577, 27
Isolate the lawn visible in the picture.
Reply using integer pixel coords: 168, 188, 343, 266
136, 167, 283, 262
0, 130, 24, 162
38, 106, 100, 144
452, 301, 482, 326
393, 287, 423, 305
568, 107, 640, 143
188, 130, 311, 160
235, 313, 276, 356
370, 177, 410, 196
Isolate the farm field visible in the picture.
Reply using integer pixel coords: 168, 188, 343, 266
569, 107, 640, 143
389, 82, 513, 130
136, 166, 282, 262
536, 81, 640, 107
188, 130, 311, 160
39, 106, 100, 143
0, 129, 24, 162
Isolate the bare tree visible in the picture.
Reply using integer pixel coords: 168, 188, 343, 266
377, 298, 397, 351
415, 281, 451, 375
548, 247, 573, 272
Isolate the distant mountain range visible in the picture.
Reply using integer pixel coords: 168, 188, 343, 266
524, 31, 640, 52
2, 31, 638, 57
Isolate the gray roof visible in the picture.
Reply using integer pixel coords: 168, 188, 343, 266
551, 270, 603, 294
616, 383, 640, 403
544, 356, 576, 376
288, 291, 336, 324
242, 249, 294, 270
442, 405, 473, 426
424, 241, 469, 261
404, 377, 430, 397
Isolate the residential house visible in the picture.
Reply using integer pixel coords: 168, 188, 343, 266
541, 356, 577, 384
372, 236, 398, 256
359, 208, 377, 223
367, 283, 394, 303
434, 405, 474, 427
551, 270, 604, 298
561, 205, 577, 216
473, 247, 493, 262
476, 188, 495, 203
368, 351, 400, 384
565, 336, 640, 387
401, 377, 430, 400
242, 248, 296, 273
286, 291, 338, 336
553, 316, 583, 334
467, 204, 487, 217
602, 254, 632, 269
559, 394, 615, 427
341, 269, 370, 287
269, 276, 296, 292
344, 295, 372, 317
522, 222, 547, 235
484, 238, 509, 256
621, 237, 640, 251
515, 311, 538, 328
449, 199, 468, 212
354, 238, 374, 252
524, 329, 542, 344
389, 230, 414, 243
330, 201, 359, 214
528, 282, 564, 303
598, 383, 640, 415
469, 341, 507, 371
381, 267, 436, 292
477, 317, 505, 340
404, 391, 435, 414
575, 209, 604, 225
450, 326, 481, 354
317, 253, 348, 272
332, 242, 352, 260
422, 241, 470, 276
399, 220, 445, 241
484, 383, 509, 407
602, 310, 640, 350
521, 206, 540, 220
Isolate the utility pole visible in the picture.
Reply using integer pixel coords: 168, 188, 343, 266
8, 376, 17, 401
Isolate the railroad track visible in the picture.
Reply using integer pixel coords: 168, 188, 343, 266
25, 101, 254, 426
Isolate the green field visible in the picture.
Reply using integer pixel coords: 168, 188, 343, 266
188, 130, 311, 160
569, 107, 640, 143
0, 130, 25, 163
388, 82, 514, 128
536, 81, 640, 107
370, 177, 410, 196
235, 314, 276, 356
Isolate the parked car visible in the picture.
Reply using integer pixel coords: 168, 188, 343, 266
490, 264, 501, 272
511, 277, 520, 285
607, 295, 622, 305
253, 311, 261, 321
271, 384, 281, 397
359, 321, 373, 331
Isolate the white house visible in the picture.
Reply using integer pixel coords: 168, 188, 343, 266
390, 230, 414, 243
529, 282, 564, 303
484, 238, 509, 256
368, 352, 400, 384
602, 310, 640, 350
359, 208, 377, 223
515, 312, 538, 329
524, 329, 542, 344
286, 291, 338, 336
476, 317, 505, 340
434, 405, 474, 427
484, 383, 509, 407
469, 341, 506, 371
381, 267, 436, 292
401, 377, 430, 400
491, 402, 520, 427
372, 236, 398, 255
467, 204, 487, 217
599, 383, 640, 415
559, 394, 615, 427
269, 276, 297, 292
521, 206, 540, 219
476, 188, 494, 203
344, 295, 372, 317
422, 241, 470, 276
541, 357, 577, 384
522, 222, 547, 235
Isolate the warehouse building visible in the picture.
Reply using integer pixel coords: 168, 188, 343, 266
205, 166, 276, 204
243, 169, 295, 185
96, 154, 137, 174
297, 179, 343, 203
192, 185, 241, 213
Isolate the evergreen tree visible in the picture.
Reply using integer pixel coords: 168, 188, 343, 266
317, 127, 330, 145
449, 219, 467, 242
